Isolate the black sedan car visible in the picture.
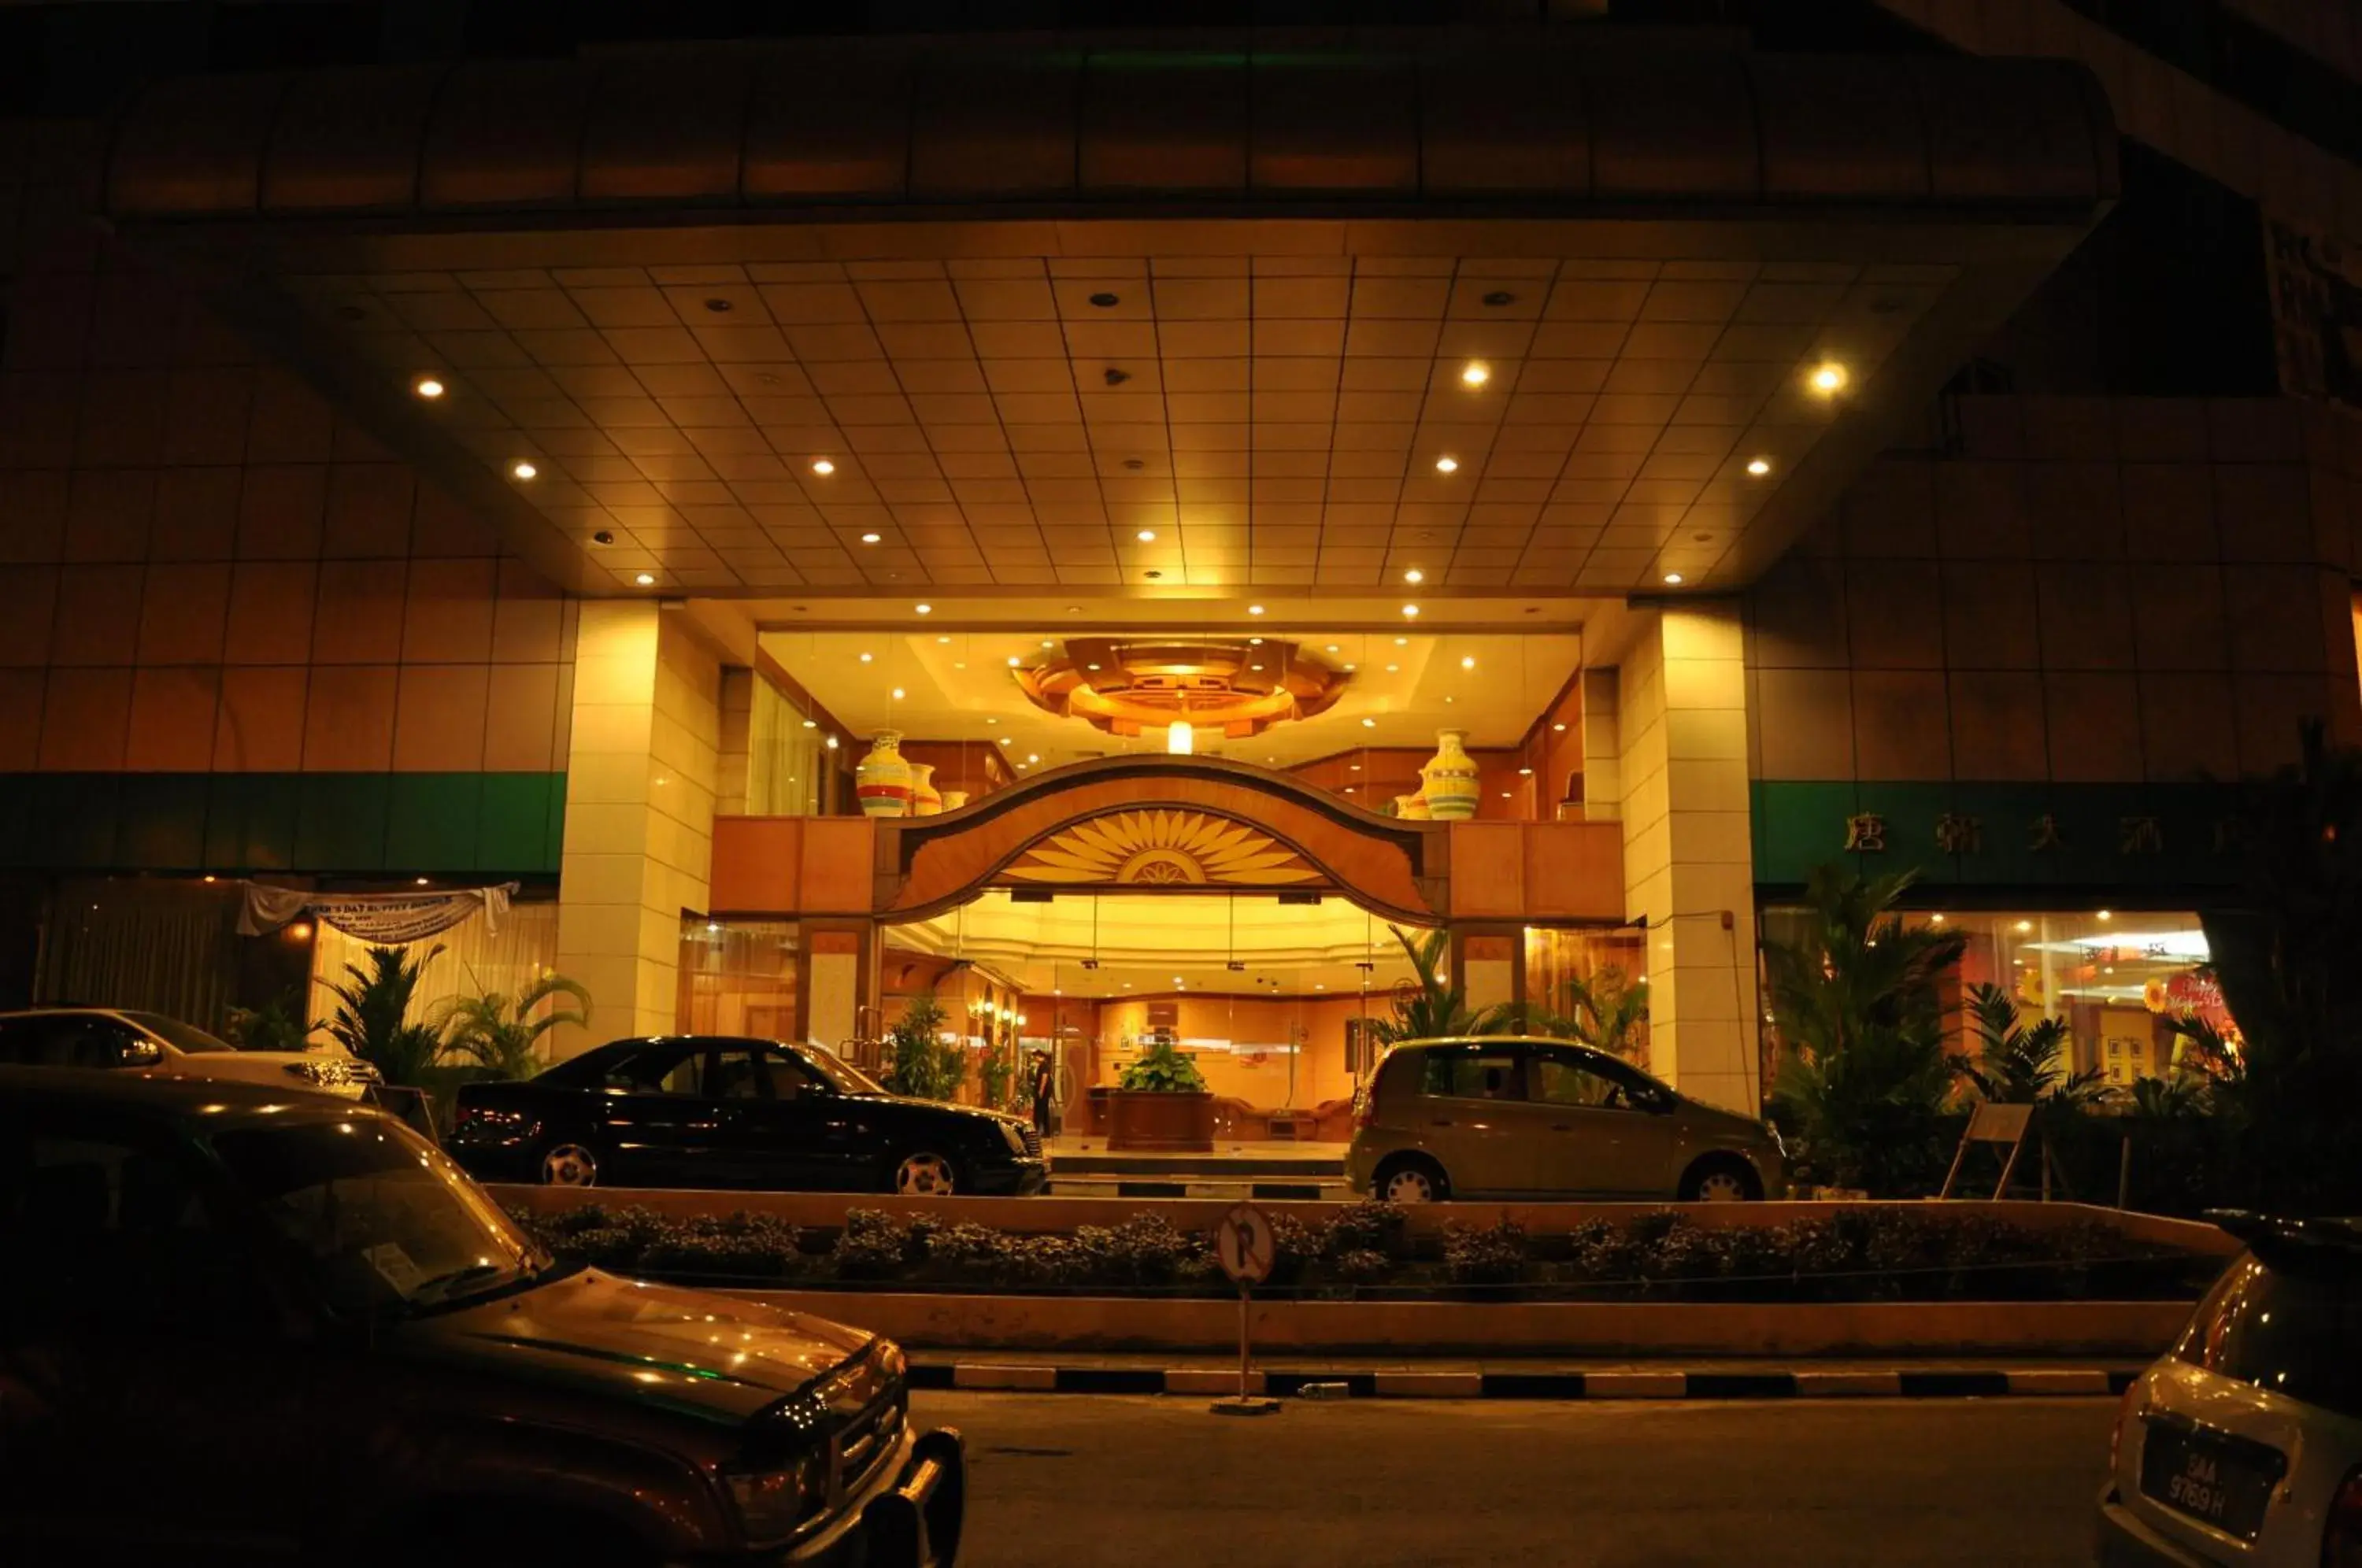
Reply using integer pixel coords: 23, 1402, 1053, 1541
446, 1035, 1047, 1197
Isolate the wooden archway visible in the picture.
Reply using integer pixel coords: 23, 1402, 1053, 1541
876, 756, 1446, 925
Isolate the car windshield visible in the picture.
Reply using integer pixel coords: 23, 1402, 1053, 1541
123, 1011, 234, 1053
211, 1117, 551, 1317
798, 1040, 887, 1096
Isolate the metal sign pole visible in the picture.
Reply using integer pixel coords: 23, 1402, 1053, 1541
1212, 1202, 1279, 1417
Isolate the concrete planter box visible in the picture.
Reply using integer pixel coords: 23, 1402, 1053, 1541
730, 1289, 2193, 1359
1105, 1089, 1214, 1152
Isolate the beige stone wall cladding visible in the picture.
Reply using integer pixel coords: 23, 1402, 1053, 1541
1886, 0, 2362, 242
554, 605, 720, 1049
1747, 396, 2362, 785
0, 243, 577, 775
1618, 605, 1760, 1115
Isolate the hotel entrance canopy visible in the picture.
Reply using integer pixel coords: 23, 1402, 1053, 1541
97, 30, 2117, 602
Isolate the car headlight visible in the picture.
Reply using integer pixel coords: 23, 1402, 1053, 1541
998, 1120, 1029, 1154
724, 1451, 827, 1540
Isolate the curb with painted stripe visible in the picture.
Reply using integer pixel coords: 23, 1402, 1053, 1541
911, 1363, 2144, 1400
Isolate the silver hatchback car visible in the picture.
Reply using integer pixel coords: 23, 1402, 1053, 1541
2096, 1213, 2362, 1566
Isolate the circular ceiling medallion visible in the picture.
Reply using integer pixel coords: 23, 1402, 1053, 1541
1012, 638, 1349, 740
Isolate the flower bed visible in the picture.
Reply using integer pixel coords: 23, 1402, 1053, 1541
510, 1201, 2218, 1304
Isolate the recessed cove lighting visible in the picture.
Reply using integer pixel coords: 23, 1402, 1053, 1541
811, 458, 836, 475
1434, 456, 1459, 474
412, 376, 446, 400
1460, 363, 1490, 387
1404, 569, 1424, 584
1746, 457, 1772, 477
1663, 572, 1684, 585
1808, 361, 1848, 394
509, 460, 537, 480
634, 572, 655, 586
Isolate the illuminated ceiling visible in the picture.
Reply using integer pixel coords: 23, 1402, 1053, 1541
883, 888, 1423, 997
106, 37, 2111, 601
757, 621, 1580, 768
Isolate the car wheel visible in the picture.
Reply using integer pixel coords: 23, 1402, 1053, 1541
891, 1152, 958, 1196
1679, 1156, 1762, 1203
539, 1141, 600, 1187
1375, 1156, 1448, 1204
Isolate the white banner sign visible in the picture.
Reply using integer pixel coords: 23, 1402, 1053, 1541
238, 882, 517, 942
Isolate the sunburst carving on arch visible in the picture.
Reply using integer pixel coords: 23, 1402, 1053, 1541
1001, 809, 1324, 888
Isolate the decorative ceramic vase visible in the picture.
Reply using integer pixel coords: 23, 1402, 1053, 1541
940, 789, 969, 812
909, 762, 942, 817
1394, 793, 1431, 821
855, 730, 913, 817
1418, 729, 1480, 821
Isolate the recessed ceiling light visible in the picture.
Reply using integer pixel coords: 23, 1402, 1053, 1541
1006, 656, 1020, 667
1460, 363, 1490, 387
861, 532, 881, 544
1349, 764, 1362, 772
1746, 457, 1772, 477
509, 460, 537, 480
953, 661, 965, 669
1444, 696, 1454, 704
1401, 605, 1420, 618
1247, 604, 1264, 616
1040, 640, 1053, 649
1248, 637, 1263, 646
1552, 722, 1567, 732
890, 687, 905, 700
634, 572, 654, 586
1434, 456, 1459, 474
1808, 361, 1848, 394
1027, 754, 1039, 764
1518, 767, 1534, 776
1394, 636, 1408, 646
1249, 663, 1264, 671
1663, 572, 1684, 585
2016, 919, 2032, 933
937, 635, 951, 644
859, 653, 873, 664
1137, 529, 1157, 542
811, 458, 836, 475
1087, 662, 1101, 670
2097, 909, 2112, 921
1460, 656, 1475, 671
825, 735, 839, 749
412, 375, 446, 400
1361, 718, 1376, 728
1385, 663, 1399, 673
998, 736, 1011, 745
1404, 568, 1424, 584
1499, 790, 1512, 799
915, 603, 931, 616
802, 719, 816, 730
1343, 663, 1356, 671
985, 718, 998, 726
1325, 644, 1340, 653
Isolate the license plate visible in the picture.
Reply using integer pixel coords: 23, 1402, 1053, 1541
2138, 1421, 2282, 1540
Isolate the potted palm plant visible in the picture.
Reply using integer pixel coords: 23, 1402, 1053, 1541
1107, 1034, 1214, 1152
432, 971, 592, 1082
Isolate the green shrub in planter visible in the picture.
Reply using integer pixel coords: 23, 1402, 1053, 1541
1321, 1200, 1408, 1261
833, 1210, 916, 1279
1442, 1219, 1529, 1286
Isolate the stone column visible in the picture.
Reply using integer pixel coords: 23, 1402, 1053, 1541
551, 603, 720, 1055
1615, 603, 1759, 1112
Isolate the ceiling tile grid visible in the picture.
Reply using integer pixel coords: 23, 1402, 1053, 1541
303, 253, 1945, 595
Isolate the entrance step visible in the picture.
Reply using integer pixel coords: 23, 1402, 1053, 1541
1046, 1176, 1357, 1201
1048, 1152, 1346, 1178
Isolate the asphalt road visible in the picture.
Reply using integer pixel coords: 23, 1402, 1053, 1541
915, 1392, 2117, 1567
